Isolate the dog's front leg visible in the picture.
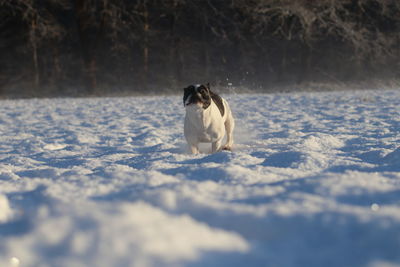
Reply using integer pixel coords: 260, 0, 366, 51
189, 143, 199, 154
212, 140, 222, 153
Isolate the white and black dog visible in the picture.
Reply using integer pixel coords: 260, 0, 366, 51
183, 83, 234, 154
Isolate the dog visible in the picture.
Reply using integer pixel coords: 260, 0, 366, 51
183, 83, 234, 154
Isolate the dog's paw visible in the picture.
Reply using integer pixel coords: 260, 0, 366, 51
222, 145, 232, 151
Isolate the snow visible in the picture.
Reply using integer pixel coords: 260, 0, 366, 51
1, 89, 400, 267
0, 194, 12, 223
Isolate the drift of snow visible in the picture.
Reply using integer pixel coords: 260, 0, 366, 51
0, 89, 400, 267
0, 194, 12, 223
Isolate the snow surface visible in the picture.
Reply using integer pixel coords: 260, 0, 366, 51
0, 89, 400, 267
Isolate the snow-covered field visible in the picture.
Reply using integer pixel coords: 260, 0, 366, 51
1, 89, 400, 267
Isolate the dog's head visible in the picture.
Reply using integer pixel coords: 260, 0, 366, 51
183, 84, 211, 109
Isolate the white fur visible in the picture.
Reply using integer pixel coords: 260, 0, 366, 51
184, 97, 234, 154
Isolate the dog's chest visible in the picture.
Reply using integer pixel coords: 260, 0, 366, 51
184, 105, 225, 142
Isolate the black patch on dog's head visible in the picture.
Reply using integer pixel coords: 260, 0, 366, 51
183, 84, 211, 109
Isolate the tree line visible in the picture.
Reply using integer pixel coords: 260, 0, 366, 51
1, 0, 399, 97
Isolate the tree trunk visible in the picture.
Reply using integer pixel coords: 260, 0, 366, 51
52, 44, 62, 83
278, 40, 288, 82
168, 9, 184, 86
297, 44, 312, 84
142, 6, 149, 89
30, 16, 40, 91
201, 22, 210, 80
74, 0, 97, 94
396, 27, 400, 80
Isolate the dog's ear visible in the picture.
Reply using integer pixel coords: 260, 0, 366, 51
183, 87, 191, 106
199, 84, 210, 94
198, 84, 210, 95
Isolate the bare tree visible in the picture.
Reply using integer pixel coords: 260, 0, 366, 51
74, 0, 109, 93
1, 0, 65, 93
236, 0, 400, 79
0, 0, 399, 97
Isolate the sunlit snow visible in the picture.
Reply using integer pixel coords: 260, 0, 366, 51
0, 89, 400, 266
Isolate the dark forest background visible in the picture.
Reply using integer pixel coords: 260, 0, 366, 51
1, 0, 399, 97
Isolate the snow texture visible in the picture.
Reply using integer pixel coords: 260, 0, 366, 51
1, 89, 400, 267
0, 194, 12, 223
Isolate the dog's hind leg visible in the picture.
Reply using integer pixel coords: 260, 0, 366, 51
223, 113, 234, 151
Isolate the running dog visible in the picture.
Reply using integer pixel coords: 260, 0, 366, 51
183, 83, 234, 154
